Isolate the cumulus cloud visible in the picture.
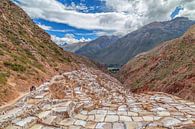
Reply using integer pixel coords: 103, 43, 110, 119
37, 23, 52, 30
14, 0, 195, 36
36, 23, 75, 33
51, 34, 92, 45
66, 2, 88, 12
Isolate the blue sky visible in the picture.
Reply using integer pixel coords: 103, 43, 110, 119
31, 0, 109, 42
13, 0, 195, 45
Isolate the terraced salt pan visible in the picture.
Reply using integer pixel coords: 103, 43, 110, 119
0, 67, 194, 129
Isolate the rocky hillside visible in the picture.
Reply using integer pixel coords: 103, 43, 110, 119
0, 0, 97, 105
118, 25, 195, 101
75, 35, 119, 60
94, 17, 195, 66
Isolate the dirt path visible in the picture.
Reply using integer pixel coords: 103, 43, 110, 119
0, 92, 28, 111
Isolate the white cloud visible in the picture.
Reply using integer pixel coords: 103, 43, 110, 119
14, 0, 195, 36
51, 34, 92, 45
68, 2, 88, 12
37, 23, 52, 30
36, 23, 75, 33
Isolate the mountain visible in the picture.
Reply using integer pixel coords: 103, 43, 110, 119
0, 0, 97, 105
60, 42, 88, 52
75, 35, 119, 59
93, 17, 195, 66
118, 25, 195, 101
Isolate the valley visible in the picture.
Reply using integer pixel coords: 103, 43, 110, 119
0, 0, 195, 129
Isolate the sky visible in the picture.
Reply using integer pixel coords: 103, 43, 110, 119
13, 0, 195, 45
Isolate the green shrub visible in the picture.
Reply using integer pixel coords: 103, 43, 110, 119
0, 50, 4, 55
0, 72, 8, 85
4, 62, 26, 72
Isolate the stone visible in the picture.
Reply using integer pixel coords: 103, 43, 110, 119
130, 107, 141, 112
42, 116, 57, 124
88, 110, 97, 115
132, 117, 143, 122
161, 117, 181, 127
5, 125, 21, 129
170, 112, 184, 116
85, 121, 97, 128
182, 120, 194, 125
95, 115, 105, 122
124, 122, 138, 129
119, 116, 132, 122
152, 107, 166, 111
117, 111, 128, 115
37, 111, 51, 119
15, 116, 37, 128
118, 105, 128, 111
127, 112, 138, 116
105, 115, 119, 122
69, 125, 81, 129
113, 123, 125, 129
59, 118, 75, 126
52, 107, 69, 118
153, 116, 161, 120
87, 115, 95, 121
80, 110, 88, 115
157, 111, 170, 116
74, 113, 88, 120
74, 120, 86, 126
96, 110, 107, 115
29, 124, 43, 129
143, 116, 154, 121
139, 111, 153, 116
96, 123, 112, 129
107, 110, 116, 115
34, 95, 44, 99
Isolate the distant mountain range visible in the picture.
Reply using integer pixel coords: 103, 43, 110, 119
61, 42, 88, 52
118, 25, 195, 101
93, 17, 195, 66
61, 35, 119, 57
75, 35, 119, 59
62, 17, 195, 67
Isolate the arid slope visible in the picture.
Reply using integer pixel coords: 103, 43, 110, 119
0, 0, 97, 105
118, 25, 195, 101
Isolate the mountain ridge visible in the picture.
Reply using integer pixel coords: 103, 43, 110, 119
74, 35, 119, 59
118, 25, 195, 101
91, 17, 195, 66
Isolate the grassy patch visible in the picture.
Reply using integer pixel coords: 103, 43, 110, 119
0, 72, 9, 85
4, 62, 26, 72
64, 57, 71, 63
0, 49, 4, 55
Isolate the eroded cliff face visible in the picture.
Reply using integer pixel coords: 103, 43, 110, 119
0, 0, 97, 105
0, 67, 195, 129
118, 25, 195, 101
